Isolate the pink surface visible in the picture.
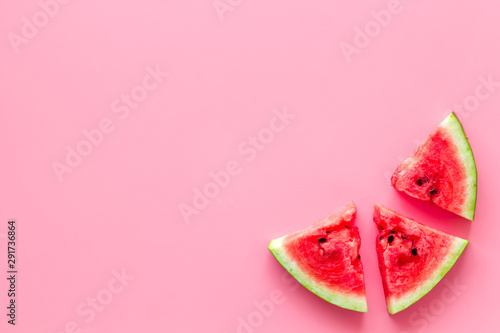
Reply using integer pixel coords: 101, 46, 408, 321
1, 1, 500, 332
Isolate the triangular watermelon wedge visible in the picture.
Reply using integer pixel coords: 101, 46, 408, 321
268, 202, 367, 312
374, 204, 468, 314
391, 112, 477, 220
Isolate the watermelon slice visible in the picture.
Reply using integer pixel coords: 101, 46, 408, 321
391, 112, 477, 220
374, 204, 468, 314
268, 202, 367, 312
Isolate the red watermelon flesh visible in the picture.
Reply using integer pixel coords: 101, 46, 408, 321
391, 113, 477, 220
374, 204, 468, 314
268, 202, 367, 312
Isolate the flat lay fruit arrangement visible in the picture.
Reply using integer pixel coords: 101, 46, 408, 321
269, 112, 476, 313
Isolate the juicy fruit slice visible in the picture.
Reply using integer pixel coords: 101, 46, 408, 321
391, 112, 477, 220
374, 204, 468, 314
268, 202, 367, 312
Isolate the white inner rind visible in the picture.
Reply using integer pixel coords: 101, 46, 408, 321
269, 236, 368, 312
387, 237, 468, 314
439, 113, 478, 220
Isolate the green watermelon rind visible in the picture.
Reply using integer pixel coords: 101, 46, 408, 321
387, 237, 468, 314
268, 236, 368, 313
440, 112, 478, 220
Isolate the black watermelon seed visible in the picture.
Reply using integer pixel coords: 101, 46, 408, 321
318, 237, 327, 243
358, 255, 361, 260
430, 189, 438, 195
388, 235, 394, 244
412, 248, 418, 256
416, 178, 423, 186
326, 231, 330, 234
379, 236, 383, 240
391, 230, 395, 234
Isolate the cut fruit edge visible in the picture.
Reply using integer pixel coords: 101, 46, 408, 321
387, 236, 469, 314
269, 236, 368, 312
439, 112, 478, 220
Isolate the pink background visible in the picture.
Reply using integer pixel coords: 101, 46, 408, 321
1, 1, 500, 332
